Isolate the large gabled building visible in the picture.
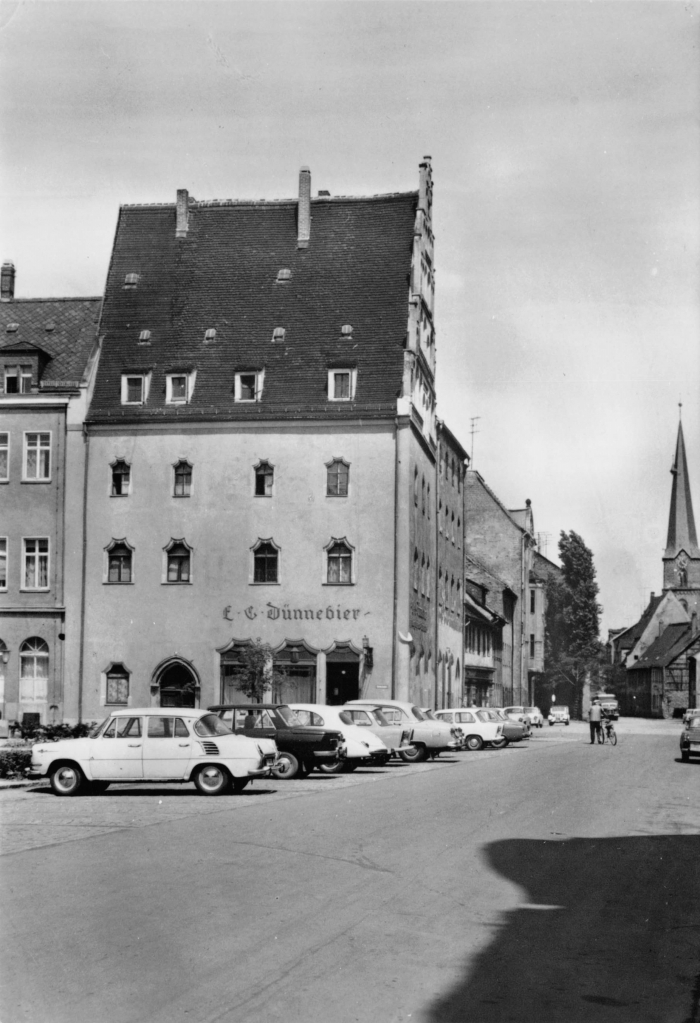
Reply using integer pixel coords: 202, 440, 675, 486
76, 161, 461, 720
0, 263, 102, 727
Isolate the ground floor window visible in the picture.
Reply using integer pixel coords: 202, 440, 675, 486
106, 664, 130, 705
19, 637, 49, 702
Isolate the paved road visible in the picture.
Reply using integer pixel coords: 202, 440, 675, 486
1, 723, 698, 1023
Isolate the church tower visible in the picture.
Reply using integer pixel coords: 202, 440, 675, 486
662, 418, 700, 614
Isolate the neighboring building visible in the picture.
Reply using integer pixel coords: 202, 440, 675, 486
613, 418, 700, 716
464, 473, 540, 705
0, 262, 102, 726
626, 619, 699, 718
76, 161, 467, 721
463, 554, 508, 706
435, 420, 467, 707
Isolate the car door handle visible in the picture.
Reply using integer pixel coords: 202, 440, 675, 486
128, 744, 141, 748
178, 743, 190, 747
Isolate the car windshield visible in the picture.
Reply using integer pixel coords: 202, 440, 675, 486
688, 717, 700, 729
194, 714, 233, 737
89, 718, 110, 738
555, 707, 569, 714
524, 707, 536, 713
477, 710, 497, 722
410, 706, 427, 721
422, 709, 437, 720
275, 706, 299, 726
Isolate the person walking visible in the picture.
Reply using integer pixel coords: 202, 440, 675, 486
588, 699, 603, 744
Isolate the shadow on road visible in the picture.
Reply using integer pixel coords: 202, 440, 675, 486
427, 835, 700, 1023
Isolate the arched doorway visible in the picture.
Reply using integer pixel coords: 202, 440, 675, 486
326, 643, 361, 705
155, 661, 199, 708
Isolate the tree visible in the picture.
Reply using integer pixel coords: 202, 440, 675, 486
542, 531, 605, 718
233, 639, 286, 702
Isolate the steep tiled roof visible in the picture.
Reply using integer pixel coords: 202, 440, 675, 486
616, 595, 663, 652
88, 192, 418, 423
0, 298, 101, 386
627, 622, 693, 670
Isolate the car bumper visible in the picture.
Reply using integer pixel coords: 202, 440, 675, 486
25, 768, 46, 780
313, 751, 340, 761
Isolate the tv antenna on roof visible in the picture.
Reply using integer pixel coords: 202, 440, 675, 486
536, 532, 552, 557
469, 416, 481, 467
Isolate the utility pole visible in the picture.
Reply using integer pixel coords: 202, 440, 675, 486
469, 416, 480, 467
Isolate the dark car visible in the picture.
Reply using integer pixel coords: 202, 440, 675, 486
209, 704, 343, 779
680, 714, 700, 763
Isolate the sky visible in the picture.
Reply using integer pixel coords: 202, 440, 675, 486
1, 0, 698, 635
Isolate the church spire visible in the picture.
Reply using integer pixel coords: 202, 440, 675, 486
665, 419, 699, 558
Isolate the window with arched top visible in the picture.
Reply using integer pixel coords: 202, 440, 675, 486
20, 637, 49, 703
110, 459, 131, 497
326, 540, 353, 585
254, 461, 274, 497
164, 540, 192, 584
173, 461, 192, 498
106, 540, 133, 584
253, 540, 279, 584
326, 459, 349, 497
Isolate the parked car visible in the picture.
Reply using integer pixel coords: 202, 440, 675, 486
680, 714, 700, 762
492, 708, 530, 742
339, 705, 416, 758
421, 708, 465, 747
346, 699, 462, 761
523, 706, 544, 728
548, 705, 570, 726
682, 708, 700, 727
27, 709, 278, 796
210, 704, 342, 779
433, 708, 506, 750
289, 703, 390, 773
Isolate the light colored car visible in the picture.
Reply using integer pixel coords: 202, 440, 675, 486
346, 699, 462, 762
504, 705, 543, 728
434, 708, 506, 751
340, 705, 416, 758
548, 705, 570, 726
27, 708, 278, 796
680, 714, 700, 762
682, 708, 700, 727
289, 703, 390, 773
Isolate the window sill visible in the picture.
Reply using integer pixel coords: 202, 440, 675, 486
250, 581, 280, 586
326, 494, 348, 499
172, 494, 191, 499
162, 581, 192, 586
103, 581, 134, 585
21, 479, 52, 484
323, 582, 355, 587
110, 493, 130, 499
254, 494, 272, 499
20, 588, 50, 593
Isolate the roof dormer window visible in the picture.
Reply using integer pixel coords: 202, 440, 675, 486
120, 372, 151, 405
276, 268, 291, 284
123, 273, 139, 289
3, 364, 32, 394
204, 328, 217, 343
166, 371, 195, 405
341, 324, 353, 336
138, 330, 151, 344
327, 368, 357, 402
6, 323, 18, 333
234, 370, 264, 403
272, 327, 286, 343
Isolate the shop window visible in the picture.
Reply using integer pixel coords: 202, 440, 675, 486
327, 540, 353, 585
106, 541, 133, 584
326, 459, 349, 497
23, 432, 51, 480
111, 460, 131, 497
22, 538, 49, 590
255, 462, 274, 497
165, 540, 192, 583
173, 460, 192, 497
106, 664, 130, 705
19, 637, 48, 702
253, 541, 279, 584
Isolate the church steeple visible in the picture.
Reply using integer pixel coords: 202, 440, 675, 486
665, 419, 699, 559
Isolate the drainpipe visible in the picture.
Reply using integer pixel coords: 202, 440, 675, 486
77, 427, 90, 723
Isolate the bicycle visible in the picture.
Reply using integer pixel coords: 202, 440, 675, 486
599, 718, 617, 745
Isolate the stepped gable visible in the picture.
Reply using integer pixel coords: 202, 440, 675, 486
0, 298, 102, 385
665, 420, 699, 558
88, 190, 418, 422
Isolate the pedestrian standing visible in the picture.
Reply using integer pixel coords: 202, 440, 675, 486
588, 699, 602, 744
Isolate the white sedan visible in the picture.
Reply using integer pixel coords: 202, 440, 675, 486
290, 704, 391, 773
433, 708, 506, 751
27, 709, 278, 796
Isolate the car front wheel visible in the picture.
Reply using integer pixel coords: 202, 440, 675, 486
271, 751, 301, 779
465, 735, 484, 751
399, 744, 428, 763
194, 764, 231, 796
50, 763, 85, 797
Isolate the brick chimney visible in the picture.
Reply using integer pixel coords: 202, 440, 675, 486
176, 190, 189, 239
1, 262, 15, 301
297, 167, 311, 249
